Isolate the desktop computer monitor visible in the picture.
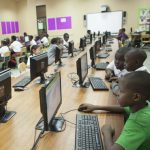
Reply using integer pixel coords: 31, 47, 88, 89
79, 37, 86, 50
68, 41, 74, 57
55, 47, 62, 65
76, 53, 88, 85
0, 69, 16, 123
39, 72, 63, 131
30, 53, 48, 84
94, 39, 101, 52
90, 34, 92, 44
102, 35, 106, 45
89, 46, 96, 67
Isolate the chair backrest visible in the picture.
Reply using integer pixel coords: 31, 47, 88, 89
3, 51, 11, 62
21, 47, 27, 53
18, 62, 27, 73
3, 51, 10, 57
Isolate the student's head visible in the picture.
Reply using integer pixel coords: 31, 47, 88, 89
29, 35, 34, 41
122, 28, 126, 33
114, 47, 131, 70
30, 45, 40, 55
11, 36, 17, 42
118, 71, 150, 107
1, 40, 8, 46
63, 33, 69, 42
51, 38, 58, 44
124, 48, 147, 71
24, 32, 27, 36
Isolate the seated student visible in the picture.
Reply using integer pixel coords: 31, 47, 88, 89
78, 71, 150, 150
105, 47, 130, 81
124, 48, 149, 73
41, 33, 49, 47
29, 35, 37, 47
117, 28, 128, 44
35, 36, 42, 45
9, 35, 23, 53
0, 40, 10, 57
47, 38, 58, 65
27, 45, 41, 67
63, 33, 70, 49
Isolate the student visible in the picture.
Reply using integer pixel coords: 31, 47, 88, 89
35, 36, 41, 45
27, 45, 41, 67
63, 33, 70, 49
117, 28, 128, 43
0, 40, 10, 57
47, 38, 58, 65
41, 34, 49, 47
29, 35, 37, 47
105, 47, 130, 81
124, 48, 149, 73
78, 71, 150, 150
9, 35, 23, 53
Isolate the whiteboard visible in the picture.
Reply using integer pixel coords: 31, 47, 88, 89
87, 11, 123, 33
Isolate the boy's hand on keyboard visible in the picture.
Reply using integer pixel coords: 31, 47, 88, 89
78, 103, 95, 113
101, 124, 115, 136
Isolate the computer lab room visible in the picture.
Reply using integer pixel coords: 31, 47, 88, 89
0, 0, 150, 150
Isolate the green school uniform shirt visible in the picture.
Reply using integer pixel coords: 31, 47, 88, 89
115, 101, 150, 150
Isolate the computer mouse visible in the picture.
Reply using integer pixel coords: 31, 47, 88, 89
106, 61, 110, 64
78, 106, 87, 112
14, 87, 24, 91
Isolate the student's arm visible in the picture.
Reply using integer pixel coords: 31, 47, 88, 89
78, 103, 125, 113
101, 125, 124, 150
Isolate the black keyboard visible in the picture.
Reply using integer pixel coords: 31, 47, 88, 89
13, 77, 31, 88
89, 77, 108, 90
75, 114, 103, 150
97, 53, 109, 58
95, 62, 109, 70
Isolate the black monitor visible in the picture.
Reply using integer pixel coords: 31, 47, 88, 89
30, 53, 48, 84
0, 69, 16, 123
89, 46, 96, 67
90, 34, 92, 44
94, 39, 101, 52
102, 35, 106, 45
39, 72, 64, 131
55, 47, 62, 65
68, 41, 74, 57
76, 53, 88, 86
79, 37, 86, 50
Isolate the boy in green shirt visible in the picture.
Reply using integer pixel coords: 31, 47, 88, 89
78, 71, 150, 150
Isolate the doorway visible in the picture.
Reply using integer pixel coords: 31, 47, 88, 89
36, 5, 47, 36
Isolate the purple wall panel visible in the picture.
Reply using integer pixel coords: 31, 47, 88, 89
56, 16, 72, 30
6, 22, 11, 34
48, 18, 56, 30
1, 22, 7, 34
11, 21, 15, 33
15, 21, 19, 33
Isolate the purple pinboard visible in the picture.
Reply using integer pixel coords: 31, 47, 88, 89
48, 18, 56, 30
56, 16, 72, 30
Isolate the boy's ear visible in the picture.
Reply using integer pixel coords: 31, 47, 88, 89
133, 92, 142, 102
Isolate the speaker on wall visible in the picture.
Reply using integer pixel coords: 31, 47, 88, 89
123, 11, 126, 17
83, 15, 86, 21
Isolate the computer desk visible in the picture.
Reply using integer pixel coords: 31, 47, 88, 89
0, 39, 124, 150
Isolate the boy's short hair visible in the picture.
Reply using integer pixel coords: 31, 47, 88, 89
51, 38, 58, 44
121, 71, 150, 98
63, 33, 69, 38
11, 35, 17, 41
125, 48, 147, 64
1, 40, 7, 46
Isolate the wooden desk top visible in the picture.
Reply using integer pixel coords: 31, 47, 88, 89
0, 39, 123, 150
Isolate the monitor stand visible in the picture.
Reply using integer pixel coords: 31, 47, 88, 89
40, 73, 46, 84
36, 117, 65, 132
0, 106, 16, 123
73, 81, 90, 88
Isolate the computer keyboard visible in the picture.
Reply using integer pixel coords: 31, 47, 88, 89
97, 53, 110, 58
89, 77, 108, 90
13, 77, 31, 88
75, 114, 103, 150
95, 62, 109, 70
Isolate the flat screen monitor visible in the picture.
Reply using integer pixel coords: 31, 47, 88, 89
79, 37, 86, 50
76, 53, 88, 85
68, 41, 74, 57
30, 53, 48, 84
39, 72, 63, 131
0, 69, 16, 123
55, 47, 62, 65
89, 46, 96, 67
94, 39, 101, 52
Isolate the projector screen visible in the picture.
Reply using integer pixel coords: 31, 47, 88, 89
87, 11, 123, 33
